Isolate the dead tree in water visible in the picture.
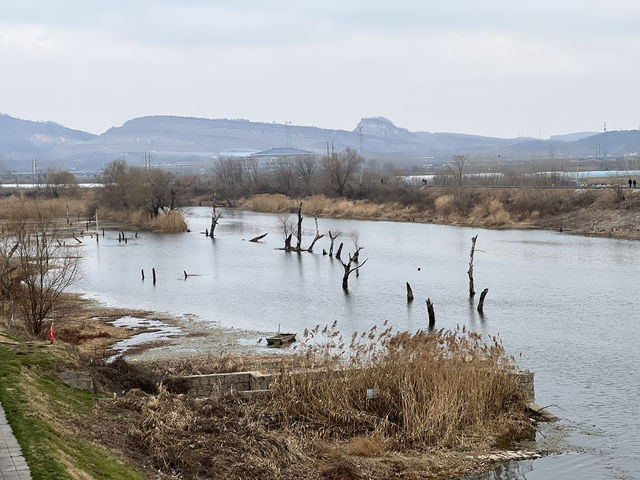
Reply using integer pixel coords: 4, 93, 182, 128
477, 288, 489, 314
209, 197, 222, 237
249, 233, 268, 242
467, 234, 478, 297
328, 231, 340, 257
340, 248, 367, 290
351, 233, 361, 262
406, 282, 414, 302
426, 298, 435, 330
335, 242, 344, 261
295, 202, 303, 251
307, 218, 325, 252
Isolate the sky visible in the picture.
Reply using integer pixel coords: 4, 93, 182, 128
0, 0, 639, 138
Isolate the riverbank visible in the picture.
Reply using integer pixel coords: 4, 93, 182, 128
237, 189, 640, 241
0, 313, 556, 480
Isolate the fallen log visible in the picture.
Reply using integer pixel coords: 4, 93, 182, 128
249, 233, 268, 242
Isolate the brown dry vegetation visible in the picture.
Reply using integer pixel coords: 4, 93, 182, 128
79, 325, 532, 480
239, 187, 640, 239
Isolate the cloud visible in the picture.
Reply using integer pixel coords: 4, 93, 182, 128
0, 1, 639, 136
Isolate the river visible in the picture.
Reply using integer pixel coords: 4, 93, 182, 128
79, 207, 640, 479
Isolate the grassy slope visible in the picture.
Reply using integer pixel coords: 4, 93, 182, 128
0, 331, 144, 480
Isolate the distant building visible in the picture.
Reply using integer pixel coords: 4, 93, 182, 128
251, 147, 314, 171
251, 147, 313, 159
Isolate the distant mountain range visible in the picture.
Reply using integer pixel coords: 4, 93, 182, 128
0, 113, 638, 174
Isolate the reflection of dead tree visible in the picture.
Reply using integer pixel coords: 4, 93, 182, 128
467, 234, 478, 296
341, 248, 367, 290
307, 218, 325, 252
328, 231, 340, 257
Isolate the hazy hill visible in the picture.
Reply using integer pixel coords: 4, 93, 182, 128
1, 113, 639, 173
0, 113, 95, 160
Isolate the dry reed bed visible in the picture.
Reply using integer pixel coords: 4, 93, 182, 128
239, 188, 640, 233
108, 327, 530, 479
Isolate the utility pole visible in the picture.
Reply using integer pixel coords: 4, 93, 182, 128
285, 121, 292, 147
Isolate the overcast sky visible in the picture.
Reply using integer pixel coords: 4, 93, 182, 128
1, 0, 639, 138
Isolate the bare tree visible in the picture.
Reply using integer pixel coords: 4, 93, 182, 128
451, 154, 469, 187
270, 157, 297, 195
307, 218, 325, 252
13, 222, 81, 336
278, 215, 294, 250
213, 157, 245, 198
295, 155, 317, 194
327, 231, 341, 257
321, 147, 364, 197
340, 249, 367, 290
209, 196, 222, 237
45, 170, 79, 198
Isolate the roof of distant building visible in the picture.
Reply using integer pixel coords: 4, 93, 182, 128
252, 147, 313, 157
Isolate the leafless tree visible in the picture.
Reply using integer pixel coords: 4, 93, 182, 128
45, 170, 79, 198
341, 249, 367, 290
278, 215, 294, 250
213, 157, 245, 197
295, 155, 317, 194
451, 154, 469, 187
270, 157, 297, 194
321, 147, 364, 197
12, 222, 81, 336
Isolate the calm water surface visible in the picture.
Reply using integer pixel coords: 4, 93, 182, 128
80, 207, 640, 479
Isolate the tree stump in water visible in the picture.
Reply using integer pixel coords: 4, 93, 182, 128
152, 268, 156, 285
477, 288, 489, 314
467, 234, 478, 297
336, 242, 343, 260
426, 298, 435, 331
406, 282, 414, 302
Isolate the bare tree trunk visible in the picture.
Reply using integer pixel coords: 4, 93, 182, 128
406, 282, 414, 302
426, 298, 435, 330
295, 202, 303, 251
307, 218, 325, 252
210, 196, 221, 238
477, 288, 489, 314
328, 231, 340, 257
341, 249, 366, 291
467, 234, 478, 297
141, 269, 144, 281
336, 242, 343, 260
284, 234, 292, 251
152, 267, 156, 285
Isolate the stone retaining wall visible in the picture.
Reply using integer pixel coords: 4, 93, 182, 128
165, 371, 273, 396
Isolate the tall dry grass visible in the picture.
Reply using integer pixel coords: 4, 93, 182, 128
270, 324, 529, 449
148, 209, 188, 232
112, 325, 530, 478
0, 196, 86, 224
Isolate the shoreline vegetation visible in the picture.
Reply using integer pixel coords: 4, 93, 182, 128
0, 311, 546, 480
238, 189, 640, 240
